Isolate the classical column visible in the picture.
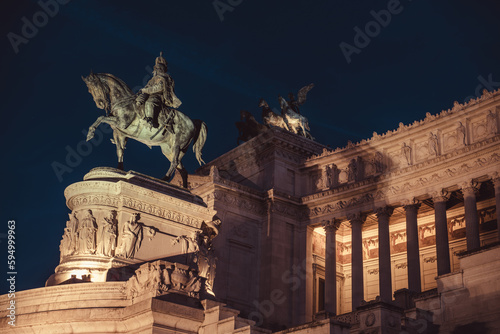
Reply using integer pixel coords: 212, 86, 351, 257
323, 219, 341, 315
376, 206, 394, 302
403, 199, 421, 293
348, 212, 366, 310
432, 190, 451, 276
491, 173, 500, 241
460, 180, 481, 250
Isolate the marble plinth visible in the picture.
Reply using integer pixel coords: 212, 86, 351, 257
48, 167, 217, 287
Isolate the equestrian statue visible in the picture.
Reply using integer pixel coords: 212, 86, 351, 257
82, 52, 207, 188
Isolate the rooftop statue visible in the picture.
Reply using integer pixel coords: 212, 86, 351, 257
286, 83, 314, 115
278, 83, 314, 139
82, 52, 207, 188
235, 84, 315, 143
259, 98, 289, 131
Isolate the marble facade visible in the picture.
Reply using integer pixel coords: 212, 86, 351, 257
1, 89, 500, 333
179, 88, 500, 332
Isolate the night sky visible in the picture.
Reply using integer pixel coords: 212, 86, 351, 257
1, 0, 500, 293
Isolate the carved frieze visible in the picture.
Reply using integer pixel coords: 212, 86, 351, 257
391, 232, 406, 246
472, 118, 489, 142
122, 261, 202, 301
59, 210, 157, 262
305, 151, 499, 216
423, 256, 437, 264
419, 224, 435, 241
96, 210, 118, 257
115, 213, 157, 259
486, 110, 498, 135
362, 238, 379, 259
395, 262, 407, 269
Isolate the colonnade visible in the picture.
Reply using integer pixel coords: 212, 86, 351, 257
322, 176, 500, 315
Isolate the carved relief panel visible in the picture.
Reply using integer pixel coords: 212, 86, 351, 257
443, 121, 467, 153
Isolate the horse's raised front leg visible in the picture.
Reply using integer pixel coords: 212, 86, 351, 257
87, 116, 105, 141
86, 116, 119, 141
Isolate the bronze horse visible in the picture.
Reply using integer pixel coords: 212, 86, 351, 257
83, 72, 207, 187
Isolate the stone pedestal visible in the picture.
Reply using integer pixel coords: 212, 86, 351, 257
48, 167, 218, 290
356, 300, 404, 334
0, 168, 277, 333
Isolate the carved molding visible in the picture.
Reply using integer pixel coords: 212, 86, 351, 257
395, 262, 407, 269
423, 256, 437, 263
121, 261, 201, 301
308, 194, 373, 217
306, 88, 500, 160
66, 180, 211, 216
121, 196, 203, 228
305, 151, 500, 217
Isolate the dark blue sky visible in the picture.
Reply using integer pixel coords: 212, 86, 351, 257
1, 0, 500, 292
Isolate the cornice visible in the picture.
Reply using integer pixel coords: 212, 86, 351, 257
306, 88, 500, 162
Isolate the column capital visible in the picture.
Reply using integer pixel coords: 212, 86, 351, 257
432, 189, 450, 203
490, 172, 500, 188
375, 206, 394, 218
460, 180, 480, 197
402, 198, 421, 210
347, 212, 367, 226
322, 218, 341, 233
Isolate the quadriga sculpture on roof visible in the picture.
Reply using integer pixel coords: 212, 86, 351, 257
236, 83, 315, 143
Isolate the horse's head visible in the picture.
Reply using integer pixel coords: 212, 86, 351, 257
82, 71, 110, 112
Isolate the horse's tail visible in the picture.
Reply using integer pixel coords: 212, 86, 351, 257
192, 119, 207, 165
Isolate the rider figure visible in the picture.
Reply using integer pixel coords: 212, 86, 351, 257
136, 52, 181, 131
287, 92, 300, 114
